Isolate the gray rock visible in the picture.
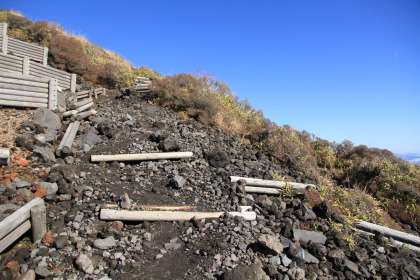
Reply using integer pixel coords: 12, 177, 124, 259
94, 236, 117, 250
15, 181, 32, 189
171, 175, 186, 189
74, 213, 84, 223
34, 128, 56, 143
223, 264, 269, 280
33, 146, 56, 162
54, 235, 68, 249
38, 182, 58, 196
293, 229, 327, 244
0, 149, 10, 165
344, 258, 360, 275
405, 264, 420, 279
35, 266, 51, 278
281, 254, 293, 267
124, 120, 136, 126
159, 139, 180, 152
258, 234, 283, 255
32, 108, 61, 130
17, 269, 35, 280
313, 201, 332, 219
287, 267, 306, 280
206, 149, 229, 168
120, 193, 132, 209
82, 132, 102, 146
301, 203, 317, 220
75, 254, 94, 274
164, 237, 182, 251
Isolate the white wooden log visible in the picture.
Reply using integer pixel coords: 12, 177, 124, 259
0, 220, 31, 253
102, 203, 198, 210
71, 109, 97, 121
56, 122, 74, 156
61, 110, 78, 118
245, 186, 281, 195
100, 206, 256, 221
76, 102, 93, 113
30, 204, 46, 243
0, 93, 47, 103
355, 229, 420, 252
0, 197, 44, 240
48, 78, 58, 110
91, 152, 193, 162
61, 121, 80, 154
355, 221, 420, 247
70, 98, 93, 110
0, 149, 10, 165
230, 176, 316, 190
0, 99, 47, 108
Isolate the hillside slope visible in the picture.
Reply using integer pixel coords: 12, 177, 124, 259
0, 90, 419, 279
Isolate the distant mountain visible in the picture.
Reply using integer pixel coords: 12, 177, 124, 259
394, 153, 420, 164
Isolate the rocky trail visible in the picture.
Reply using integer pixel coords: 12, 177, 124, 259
0, 88, 420, 280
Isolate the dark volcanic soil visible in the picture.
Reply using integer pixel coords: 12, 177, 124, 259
1, 89, 420, 280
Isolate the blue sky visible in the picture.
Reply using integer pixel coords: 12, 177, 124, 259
3, 0, 420, 154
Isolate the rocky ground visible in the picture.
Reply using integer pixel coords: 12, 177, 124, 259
0, 89, 420, 280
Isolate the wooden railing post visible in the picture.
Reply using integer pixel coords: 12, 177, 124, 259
48, 78, 58, 110
31, 204, 47, 243
22, 57, 30, 76
43, 47, 48, 66
1, 35, 7, 54
70, 73, 77, 93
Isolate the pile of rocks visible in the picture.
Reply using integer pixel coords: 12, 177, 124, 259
0, 89, 419, 280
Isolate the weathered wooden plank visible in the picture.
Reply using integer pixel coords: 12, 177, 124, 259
0, 82, 48, 93
29, 67, 71, 81
7, 44, 44, 57
0, 93, 47, 103
71, 109, 96, 121
0, 63, 23, 72
0, 87, 48, 97
91, 152, 194, 162
244, 186, 281, 195
29, 62, 71, 79
0, 99, 47, 108
7, 46, 43, 60
70, 97, 93, 110
0, 89, 48, 102
355, 221, 420, 247
75, 102, 93, 113
70, 74, 76, 93
0, 71, 50, 83
0, 58, 23, 68
100, 206, 256, 221
8, 37, 44, 51
102, 203, 198, 211
0, 52, 23, 63
0, 197, 44, 240
0, 220, 31, 253
230, 176, 316, 190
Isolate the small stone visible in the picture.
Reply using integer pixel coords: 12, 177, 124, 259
258, 234, 283, 255
75, 254, 95, 274
16, 269, 35, 280
54, 235, 68, 249
35, 266, 51, 278
120, 192, 132, 209
171, 175, 186, 189
15, 181, 32, 189
293, 229, 327, 244
94, 236, 117, 250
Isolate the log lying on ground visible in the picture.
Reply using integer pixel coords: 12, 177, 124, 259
0, 149, 10, 165
61, 110, 78, 118
245, 186, 282, 195
231, 176, 316, 190
56, 122, 74, 156
75, 102, 93, 113
0, 220, 31, 253
356, 228, 420, 252
70, 97, 93, 110
71, 109, 97, 121
102, 203, 198, 210
61, 121, 80, 154
100, 206, 256, 221
355, 221, 420, 248
91, 152, 193, 162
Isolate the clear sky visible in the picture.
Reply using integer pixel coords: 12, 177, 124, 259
3, 0, 420, 154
